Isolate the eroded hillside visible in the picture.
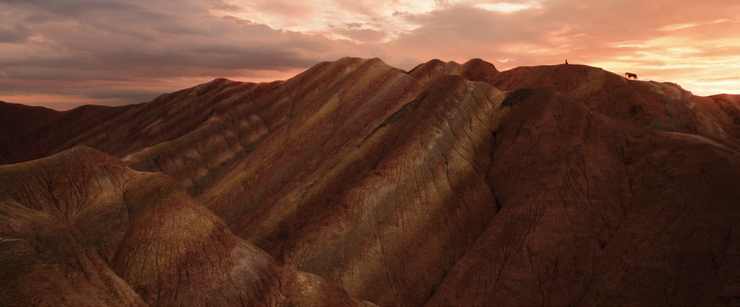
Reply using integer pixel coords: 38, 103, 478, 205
2, 57, 740, 306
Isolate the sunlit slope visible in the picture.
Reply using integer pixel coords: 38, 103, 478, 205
2, 57, 740, 306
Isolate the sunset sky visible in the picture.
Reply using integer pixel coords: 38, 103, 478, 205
1, 0, 739, 110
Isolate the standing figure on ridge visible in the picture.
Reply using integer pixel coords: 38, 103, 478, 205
565, 59, 568, 65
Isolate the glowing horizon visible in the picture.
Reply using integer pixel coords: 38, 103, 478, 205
1, 0, 739, 110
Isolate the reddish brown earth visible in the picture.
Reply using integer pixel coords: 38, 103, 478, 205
2, 57, 740, 306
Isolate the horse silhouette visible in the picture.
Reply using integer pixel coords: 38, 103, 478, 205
625, 72, 638, 80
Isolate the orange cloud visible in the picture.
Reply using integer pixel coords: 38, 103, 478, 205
1, 0, 739, 110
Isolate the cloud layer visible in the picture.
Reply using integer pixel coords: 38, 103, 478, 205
1, 0, 739, 109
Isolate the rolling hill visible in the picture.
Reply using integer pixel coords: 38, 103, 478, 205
2, 57, 740, 306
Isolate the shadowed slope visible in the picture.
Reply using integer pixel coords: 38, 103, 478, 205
194, 59, 740, 306
0, 79, 283, 196
425, 87, 740, 305
0, 147, 372, 306
2, 58, 740, 306
0, 101, 134, 164
489, 64, 740, 150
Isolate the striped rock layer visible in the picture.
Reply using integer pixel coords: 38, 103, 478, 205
2, 57, 740, 306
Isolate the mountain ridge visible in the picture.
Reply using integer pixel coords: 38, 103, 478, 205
2, 57, 740, 306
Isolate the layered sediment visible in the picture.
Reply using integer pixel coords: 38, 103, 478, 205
2, 57, 740, 306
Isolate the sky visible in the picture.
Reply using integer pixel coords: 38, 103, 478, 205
1, 0, 739, 110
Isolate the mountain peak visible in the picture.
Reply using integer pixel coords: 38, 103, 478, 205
2, 57, 740, 306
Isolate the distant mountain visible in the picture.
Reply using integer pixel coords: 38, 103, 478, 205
2, 57, 740, 306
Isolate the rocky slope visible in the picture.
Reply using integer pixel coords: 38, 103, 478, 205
1, 57, 740, 306
0, 146, 372, 306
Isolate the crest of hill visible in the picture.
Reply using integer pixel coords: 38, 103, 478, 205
2, 57, 740, 306
2, 57, 739, 168
488, 64, 740, 150
406, 58, 500, 84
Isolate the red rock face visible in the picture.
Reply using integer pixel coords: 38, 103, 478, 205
1, 58, 740, 306
0, 147, 371, 306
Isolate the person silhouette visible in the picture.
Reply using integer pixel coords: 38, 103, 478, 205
565, 59, 569, 65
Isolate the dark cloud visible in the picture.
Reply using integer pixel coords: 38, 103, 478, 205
206, 0, 246, 12
0, 0, 383, 109
2, 0, 739, 109
0, 28, 26, 43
